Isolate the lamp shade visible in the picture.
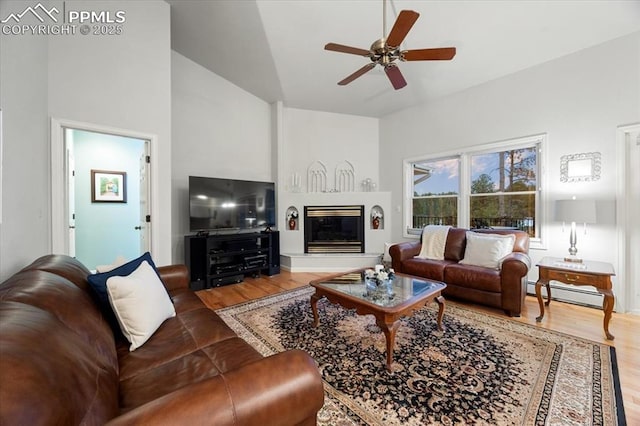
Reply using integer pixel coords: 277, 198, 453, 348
555, 199, 597, 224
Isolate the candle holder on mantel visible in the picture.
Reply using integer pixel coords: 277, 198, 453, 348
362, 178, 377, 192
290, 173, 302, 193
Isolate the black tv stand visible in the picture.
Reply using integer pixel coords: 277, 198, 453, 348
184, 231, 280, 290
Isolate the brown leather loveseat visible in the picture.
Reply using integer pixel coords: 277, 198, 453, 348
390, 228, 531, 316
0, 255, 324, 425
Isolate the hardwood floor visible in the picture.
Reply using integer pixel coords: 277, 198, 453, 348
196, 271, 640, 424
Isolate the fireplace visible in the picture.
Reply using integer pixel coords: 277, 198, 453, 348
304, 205, 364, 253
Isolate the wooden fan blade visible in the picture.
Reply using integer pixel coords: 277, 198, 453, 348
386, 10, 419, 48
384, 65, 407, 90
325, 43, 371, 57
338, 63, 376, 85
403, 47, 456, 61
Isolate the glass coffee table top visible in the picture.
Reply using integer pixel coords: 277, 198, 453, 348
313, 270, 446, 308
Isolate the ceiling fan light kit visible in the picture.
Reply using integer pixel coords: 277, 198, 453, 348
325, 2, 456, 90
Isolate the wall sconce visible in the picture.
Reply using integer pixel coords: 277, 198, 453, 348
555, 198, 597, 263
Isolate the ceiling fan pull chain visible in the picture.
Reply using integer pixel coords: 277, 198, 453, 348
382, 0, 387, 39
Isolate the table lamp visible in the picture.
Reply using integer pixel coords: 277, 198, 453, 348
555, 198, 596, 263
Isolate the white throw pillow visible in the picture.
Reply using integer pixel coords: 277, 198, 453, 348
106, 260, 176, 351
459, 232, 516, 269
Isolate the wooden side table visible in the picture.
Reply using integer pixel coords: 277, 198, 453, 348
535, 256, 616, 340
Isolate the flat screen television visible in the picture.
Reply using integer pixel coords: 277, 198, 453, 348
189, 176, 276, 233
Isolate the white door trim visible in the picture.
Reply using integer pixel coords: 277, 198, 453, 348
51, 118, 160, 259
615, 122, 640, 315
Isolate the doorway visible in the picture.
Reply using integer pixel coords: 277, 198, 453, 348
66, 129, 149, 270
51, 119, 158, 271
617, 123, 640, 314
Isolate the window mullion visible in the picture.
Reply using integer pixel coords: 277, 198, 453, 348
456, 153, 468, 228
471, 190, 537, 197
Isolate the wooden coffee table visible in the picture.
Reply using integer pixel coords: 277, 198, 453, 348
310, 269, 446, 371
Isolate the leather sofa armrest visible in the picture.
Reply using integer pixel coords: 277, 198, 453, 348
157, 265, 190, 291
500, 252, 531, 276
389, 242, 421, 272
500, 252, 531, 316
105, 350, 324, 426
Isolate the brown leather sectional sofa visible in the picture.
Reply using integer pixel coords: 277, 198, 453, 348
390, 228, 531, 316
0, 255, 324, 425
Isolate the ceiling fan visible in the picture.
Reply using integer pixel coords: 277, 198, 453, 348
324, 1, 456, 90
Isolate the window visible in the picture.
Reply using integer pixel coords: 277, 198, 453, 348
470, 147, 537, 236
411, 157, 460, 228
405, 135, 544, 242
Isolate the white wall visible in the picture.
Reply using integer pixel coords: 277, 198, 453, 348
280, 108, 380, 194
379, 32, 640, 310
171, 51, 273, 262
48, 0, 172, 265
278, 107, 383, 254
171, 56, 386, 261
171, 59, 386, 258
0, 0, 172, 280
0, 8, 49, 281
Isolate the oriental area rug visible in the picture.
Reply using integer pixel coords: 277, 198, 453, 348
217, 286, 626, 425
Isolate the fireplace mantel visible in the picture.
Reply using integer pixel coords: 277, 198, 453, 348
278, 192, 392, 271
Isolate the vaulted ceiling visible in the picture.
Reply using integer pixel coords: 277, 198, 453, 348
167, 0, 640, 118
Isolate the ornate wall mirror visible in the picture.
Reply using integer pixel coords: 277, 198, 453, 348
560, 152, 601, 182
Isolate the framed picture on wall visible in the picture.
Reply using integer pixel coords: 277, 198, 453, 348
91, 170, 127, 203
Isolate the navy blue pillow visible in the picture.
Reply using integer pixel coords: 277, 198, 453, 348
87, 252, 168, 333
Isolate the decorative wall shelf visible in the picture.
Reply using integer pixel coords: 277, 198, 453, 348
286, 206, 299, 231
370, 205, 384, 230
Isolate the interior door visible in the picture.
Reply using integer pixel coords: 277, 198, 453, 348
628, 129, 640, 312
138, 142, 151, 253
67, 128, 147, 270
66, 130, 76, 257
